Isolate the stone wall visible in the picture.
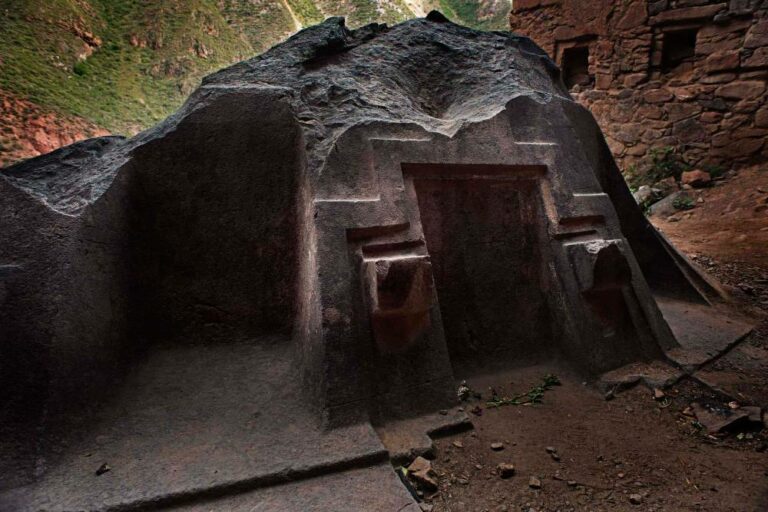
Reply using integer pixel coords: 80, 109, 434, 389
510, 0, 768, 174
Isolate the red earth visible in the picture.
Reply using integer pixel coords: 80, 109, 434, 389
0, 89, 109, 167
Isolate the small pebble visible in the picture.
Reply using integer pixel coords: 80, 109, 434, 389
497, 463, 515, 479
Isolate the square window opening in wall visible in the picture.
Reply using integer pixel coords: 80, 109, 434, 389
561, 46, 593, 90
662, 29, 698, 73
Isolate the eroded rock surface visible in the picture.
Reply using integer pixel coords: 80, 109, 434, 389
0, 13, 748, 512
3, 14, 562, 216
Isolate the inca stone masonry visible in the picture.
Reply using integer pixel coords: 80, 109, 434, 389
510, 0, 768, 172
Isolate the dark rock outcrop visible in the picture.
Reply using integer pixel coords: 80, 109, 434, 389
0, 14, 744, 511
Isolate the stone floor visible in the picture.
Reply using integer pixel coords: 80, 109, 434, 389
0, 339, 388, 511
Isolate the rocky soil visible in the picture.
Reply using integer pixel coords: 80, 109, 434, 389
418, 371, 767, 512
653, 164, 768, 269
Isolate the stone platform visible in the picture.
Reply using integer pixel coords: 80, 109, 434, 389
0, 340, 389, 511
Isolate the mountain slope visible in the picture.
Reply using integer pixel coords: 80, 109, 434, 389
0, 0, 511, 166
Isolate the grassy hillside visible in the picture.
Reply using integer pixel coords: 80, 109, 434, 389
0, 0, 258, 135
315, 0, 413, 27
0, 0, 511, 164
428, 0, 510, 30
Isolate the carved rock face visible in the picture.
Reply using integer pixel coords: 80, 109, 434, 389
367, 258, 434, 353
0, 14, 735, 511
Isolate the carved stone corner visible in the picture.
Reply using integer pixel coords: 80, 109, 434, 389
363, 256, 434, 353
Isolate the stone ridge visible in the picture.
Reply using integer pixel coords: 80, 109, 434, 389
204, 15, 566, 174
1, 13, 568, 216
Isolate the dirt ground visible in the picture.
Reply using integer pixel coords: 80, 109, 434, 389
426, 370, 767, 512
421, 165, 768, 512
652, 165, 768, 268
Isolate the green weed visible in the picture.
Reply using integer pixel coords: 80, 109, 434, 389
486, 374, 562, 408
73, 60, 88, 76
625, 146, 691, 189
673, 195, 695, 210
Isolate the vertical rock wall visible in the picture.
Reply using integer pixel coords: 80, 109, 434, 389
510, 0, 768, 173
